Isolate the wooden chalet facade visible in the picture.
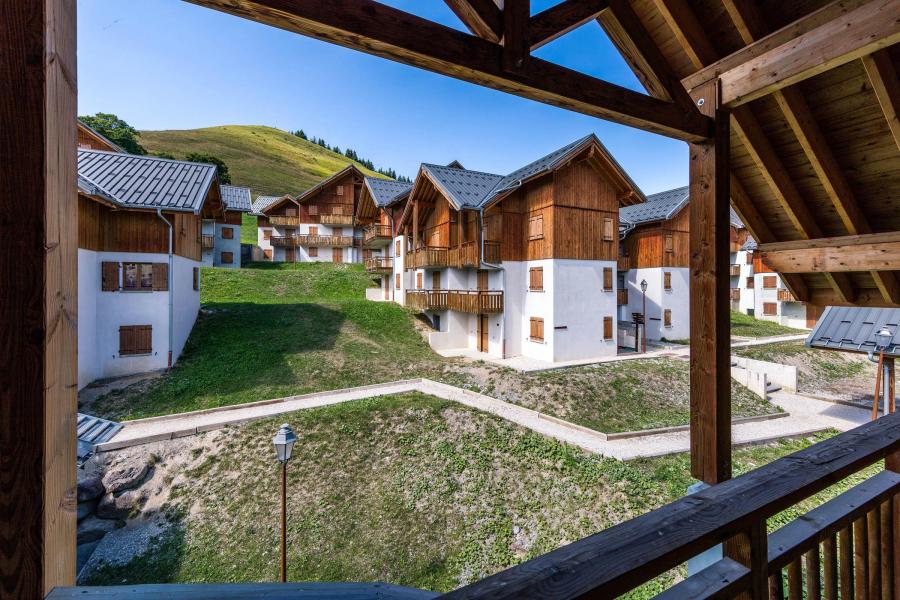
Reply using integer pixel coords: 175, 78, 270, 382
356, 177, 413, 301
6, 1, 900, 599
202, 184, 252, 268
254, 165, 364, 263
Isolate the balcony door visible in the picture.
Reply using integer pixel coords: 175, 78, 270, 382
432, 271, 441, 290
384, 276, 390, 300
332, 247, 342, 263
478, 313, 489, 352
477, 269, 488, 291
285, 247, 295, 263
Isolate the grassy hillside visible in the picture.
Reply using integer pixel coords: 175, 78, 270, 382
139, 125, 383, 197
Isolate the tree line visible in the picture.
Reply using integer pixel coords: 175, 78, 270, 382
291, 129, 411, 182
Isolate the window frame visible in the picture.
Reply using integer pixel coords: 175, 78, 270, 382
221, 251, 234, 264
603, 316, 613, 340
529, 266, 544, 291
221, 226, 234, 240
763, 302, 777, 316
119, 324, 152, 356
603, 267, 613, 292
529, 317, 544, 342
122, 262, 154, 292
528, 214, 544, 241
308, 246, 318, 257
664, 309, 672, 328
663, 271, 672, 291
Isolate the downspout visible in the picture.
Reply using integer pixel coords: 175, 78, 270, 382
156, 209, 174, 368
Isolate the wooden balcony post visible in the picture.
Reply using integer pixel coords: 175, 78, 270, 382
1, 1, 78, 597
412, 198, 419, 254
689, 79, 732, 485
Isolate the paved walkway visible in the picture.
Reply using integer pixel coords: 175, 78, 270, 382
98, 371, 867, 461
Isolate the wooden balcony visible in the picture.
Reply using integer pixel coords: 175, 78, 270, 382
363, 224, 392, 247
448, 290, 503, 313
320, 213, 355, 225
270, 235, 298, 247
405, 289, 448, 311
365, 257, 393, 274
268, 215, 300, 226
730, 264, 741, 277
406, 246, 449, 269
296, 234, 354, 247
618, 254, 633, 271
778, 288, 796, 302
617, 288, 628, 305
730, 287, 740, 301
201, 234, 215, 249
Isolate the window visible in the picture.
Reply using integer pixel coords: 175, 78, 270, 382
308, 205, 318, 215
664, 234, 674, 253
664, 272, 672, 290
119, 325, 152, 356
309, 226, 319, 235
333, 227, 343, 236
395, 240, 401, 257
763, 302, 777, 316
746, 276, 754, 289
416, 272, 423, 289
221, 227, 234, 240
395, 273, 401, 289
603, 267, 613, 291
603, 316, 613, 340
221, 252, 234, 264
263, 229, 272, 240
336, 185, 344, 196
602, 217, 614, 242
763, 275, 777, 289
264, 249, 273, 259
529, 317, 544, 342
193, 267, 199, 291
746, 251, 753, 265
664, 309, 672, 328
101, 262, 119, 291
309, 247, 318, 257
529, 267, 543, 291
528, 214, 544, 240
285, 207, 297, 217
121, 262, 167, 291
432, 271, 442, 290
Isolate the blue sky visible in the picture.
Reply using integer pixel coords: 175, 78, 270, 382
77, 0, 688, 194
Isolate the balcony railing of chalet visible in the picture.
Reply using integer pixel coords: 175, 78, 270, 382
406, 246, 449, 269
618, 254, 633, 271
270, 236, 298, 247
365, 257, 393, 273
405, 289, 448, 311
730, 288, 740, 301
778, 288, 796, 302
448, 290, 503, 313
296, 234, 354, 247
363, 224, 392, 246
53, 415, 900, 600
730, 264, 741, 277
617, 288, 628, 305
268, 215, 300, 226
201, 234, 215, 249
319, 213, 355, 225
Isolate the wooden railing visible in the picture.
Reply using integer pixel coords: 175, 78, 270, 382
296, 234, 354, 247
320, 213, 354, 225
450, 241, 479, 268
363, 224, 393, 246
201, 234, 215, 249
268, 215, 300, 226
730, 264, 741, 277
617, 288, 628, 305
618, 254, 633, 271
406, 246, 449, 269
405, 289, 448, 311
778, 288, 796, 302
270, 235, 298, 247
483, 241, 501, 264
437, 413, 900, 600
447, 290, 503, 313
365, 257, 393, 273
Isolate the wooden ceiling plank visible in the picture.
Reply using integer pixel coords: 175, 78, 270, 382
443, 0, 503, 43
730, 174, 775, 243
651, 0, 719, 69
862, 48, 900, 151
717, 0, 900, 107
187, 0, 712, 142
529, 0, 609, 51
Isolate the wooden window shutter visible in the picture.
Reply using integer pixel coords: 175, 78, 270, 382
263, 229, 272, 240
603, 316, 613, 340
395, 273, 401, 289
336, 185, 344, 196
285, 207, 297, 217
746, 276, 754, 289
119, 325, 152, 355
763, 275, 777, 289
221, 252, 234, 264
308, 204, 318, 215
309, 247, 318, 257
152, 263, 168, 291
763, 302, 777, 316
395, 240, 401, 257
664, 272, 672, 290
602, 217, 614, 241
193, 267, 199, 291
101, 261, 119, 291
529, 267, 543, 291
530, 317, 544, 342
664, 234, 674, 253
416, 272, 423, 289
664, 309, 672, 327
528, 214, 544, 240
264, 249, 273, 259
309, 226, 318, 235
221, 227, 233, 239
603, 267, 613, 291
746, 251, 753, 265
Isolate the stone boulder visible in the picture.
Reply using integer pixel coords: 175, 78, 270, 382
102, 461, 148, 495
96, 489, 144, 520
77, 516, 117, 544
77, 475, 105, 503
77, 499, 98, 522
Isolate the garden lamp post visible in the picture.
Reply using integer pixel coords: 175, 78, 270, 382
273, 423, 297, 582
872, 328, 894, 420
640, 279, 648, 353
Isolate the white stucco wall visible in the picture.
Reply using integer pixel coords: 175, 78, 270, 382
626, 267, 690, 341
733, 250, 755, 314
259, 223, 360, 263
78, 249, 101, 389
214, 223, 241, 268
550, 260, 618, 361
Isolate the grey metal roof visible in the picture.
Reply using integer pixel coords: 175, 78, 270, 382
77, 413, 122, 466
742, 237, 758, 251
77, 173, 118, 205
364, 177, 413, 207
221, 184, 253, 212
252, 195, 283, 215
421, 163, 504, 208
619, 184, 745, 228
77, 149, 218, 213
807, 307, 900, 357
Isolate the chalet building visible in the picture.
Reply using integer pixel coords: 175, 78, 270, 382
76, 149, 223, 389
618, 186, 748, 342
77, 119, 124, 153
253, 165, 364, 263
385, 134, 642, 363
201, 184, 252, 268
357, 176, 413, 302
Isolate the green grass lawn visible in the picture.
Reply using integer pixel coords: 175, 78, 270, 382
730, 310, 807, 338
241, 213, 257, 245
81, 393, 878, 596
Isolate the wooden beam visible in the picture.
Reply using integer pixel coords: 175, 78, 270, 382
503, 0, 530, 72
652, 0, 719, 66
809, 286, 900, 307
862, 48, 900, 151
690, 80, 732, 485
443, 0, 502, 43
759, 232, 900, 273
0, 0, 78, 597
529, 0, 608, 51
729, 174, 774, 243
596, 9, 671, 100
717, 0, 900, 107
187, 0, 712, 142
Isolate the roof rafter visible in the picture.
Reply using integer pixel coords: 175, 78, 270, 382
187, 0, 712, 142
443, 0, 503, 43
529, 0, 609, 51
863, 48, 900, 151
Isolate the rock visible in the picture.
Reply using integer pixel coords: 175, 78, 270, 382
77, 540, 101, 573
102, 461, 149, 494
77, 475, 105, 502
96, 490, 143, 520
77, 499, 98, 522
77, 516, 117, 544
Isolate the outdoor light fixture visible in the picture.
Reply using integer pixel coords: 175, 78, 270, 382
875, 327, 893, 351
870, 328, 895, 421
640, 279, 648, 293
273, 423, 297, 582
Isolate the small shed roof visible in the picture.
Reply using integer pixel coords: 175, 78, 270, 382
252, 195, 286, 215
807, 307, 900, 357
220, 184, 253, 212
77, 149, 218, 213
364, 177, 413, 207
